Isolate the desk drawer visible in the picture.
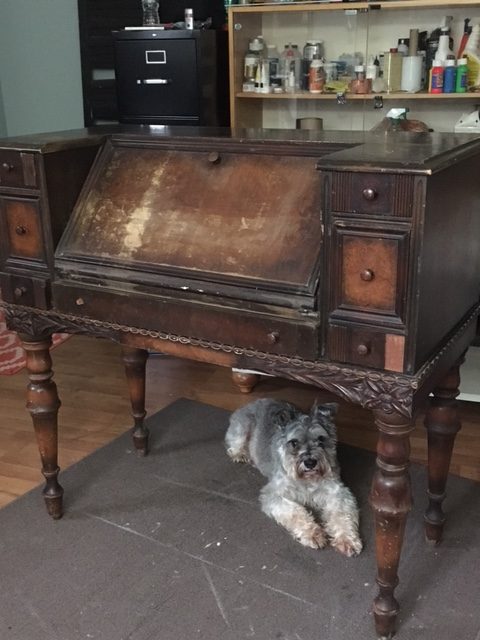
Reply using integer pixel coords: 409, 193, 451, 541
0, 272, 50, 309
331, 172, 414, 218
327, 324, 405, 372
0, 196, 46, 264
329, 222, 409, 325
53, 282, 321, 359
0, 150, 37, 189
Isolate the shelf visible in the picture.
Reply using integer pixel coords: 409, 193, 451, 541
236, 91, 480, 100
231, 0, 480, 12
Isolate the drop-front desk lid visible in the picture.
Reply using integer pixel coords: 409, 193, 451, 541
55, 134, 340, 311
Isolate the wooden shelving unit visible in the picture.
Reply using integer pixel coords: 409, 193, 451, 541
229, 0, 480, 129
236, 91, 480, 100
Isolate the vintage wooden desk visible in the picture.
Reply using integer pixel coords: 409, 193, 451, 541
1, 126, 480, 639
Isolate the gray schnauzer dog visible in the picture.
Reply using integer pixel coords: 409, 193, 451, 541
225, 399, 362, 557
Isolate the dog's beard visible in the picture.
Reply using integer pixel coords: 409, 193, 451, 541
280, 450, 331, 482
296, 454, 330, 480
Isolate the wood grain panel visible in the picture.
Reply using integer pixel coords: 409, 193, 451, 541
58, 145, 324, 293
1, 197, 44, 262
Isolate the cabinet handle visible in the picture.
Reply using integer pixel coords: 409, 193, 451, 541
356, 343, 370, 356
76, 298, 85, 306
13, 286, 27, 299
2, 162, 14, 172
267, 331, 280, 345
362, 188, 377, 201
137, 78, 171, 85
15, 225, 27, 236
360, 269, 374, 282
208, 151, 221, 164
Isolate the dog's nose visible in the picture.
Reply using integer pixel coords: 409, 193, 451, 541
303, 458, 317, 470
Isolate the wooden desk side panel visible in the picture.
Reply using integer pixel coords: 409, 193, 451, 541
414, 157, 480, 370
42, 145, 101, 251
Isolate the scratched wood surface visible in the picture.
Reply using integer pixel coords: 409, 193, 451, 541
59, 146, 323, 288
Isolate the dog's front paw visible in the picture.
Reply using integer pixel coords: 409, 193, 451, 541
297, 526, 327, 550
226, 448, 250, 464
331, 535, 363, 557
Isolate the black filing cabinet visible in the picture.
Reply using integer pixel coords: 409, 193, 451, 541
112, 29, 228, 126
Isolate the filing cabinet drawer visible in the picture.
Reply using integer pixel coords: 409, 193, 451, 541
327, 324, 405, 372
0, 150, 37, 189
0, 272, 50, 309
330, 172, 414, 217
329, 222, 409, 325
0, 196, 46, 264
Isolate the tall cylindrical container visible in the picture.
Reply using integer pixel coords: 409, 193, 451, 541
400, 56, 423, 92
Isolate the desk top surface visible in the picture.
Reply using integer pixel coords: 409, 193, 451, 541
1, 126, 480, 174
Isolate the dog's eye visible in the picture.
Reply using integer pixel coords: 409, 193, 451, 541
288, 439, 299, 450
316, 436, 326, 446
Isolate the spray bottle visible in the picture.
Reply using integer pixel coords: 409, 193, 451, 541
457, 18, 472, 59
464, 23, 480, 91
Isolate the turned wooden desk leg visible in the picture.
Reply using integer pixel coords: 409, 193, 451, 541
369, 410, 415, 640
424, 359, 462, 544
122, 347, 149, 456
20, 334, 63, 519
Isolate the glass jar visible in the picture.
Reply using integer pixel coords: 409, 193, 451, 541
142, 0, 160, 26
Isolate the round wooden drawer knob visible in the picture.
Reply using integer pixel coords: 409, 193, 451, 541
208, 151, 221, 164
267, 331, 280, 345
2, 162, 14, 172
13, 286, 27, 299
360, 269, 375, 282
356, 343, 370, 356
76, 297, 85, 306
15, 225, 27, 236
362, 188, 377, 201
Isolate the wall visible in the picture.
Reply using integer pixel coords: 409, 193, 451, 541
0, 0, 84, 137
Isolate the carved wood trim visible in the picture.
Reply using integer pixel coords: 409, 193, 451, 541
2, 301, 478, 418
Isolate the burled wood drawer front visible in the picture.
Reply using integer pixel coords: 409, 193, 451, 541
0, 272, 50, 309
331, 173, 414, 217
0, 196, 45, 263
0, 150, 37, 189
327, 324, 405, 372
330, 222, 409, 325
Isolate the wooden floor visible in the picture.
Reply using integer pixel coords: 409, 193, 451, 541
0, 335, 479, 509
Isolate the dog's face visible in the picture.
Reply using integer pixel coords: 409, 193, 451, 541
275, 403, 338, 482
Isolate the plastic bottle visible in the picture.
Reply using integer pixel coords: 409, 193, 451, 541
443, 59, 456, 93
291, 44, 302, 91
456, 57, 468, 93
437, 28, 453, 63
426, 16, 453, 72
397, 38, 409, 56
309, 55, 325, 93
280, 43, 297, 93
366, 55, 378, 80
243, 47, 260, 92
185, 8, 194, 30
430, 59, 444, 93
302, 41, 323, 90
266, 45, 281, 92
464, 24, 480, 91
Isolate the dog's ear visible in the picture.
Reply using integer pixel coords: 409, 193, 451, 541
311, 402, 338, 439
311, 401, 338, 418
267, 405, 297, 430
